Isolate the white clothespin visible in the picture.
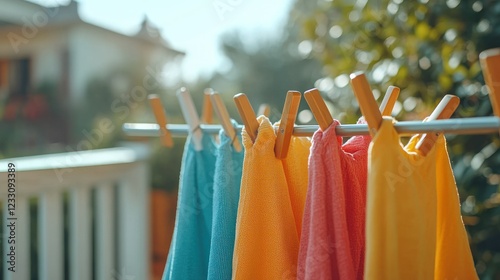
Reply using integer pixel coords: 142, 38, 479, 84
177, 87, 203, 151
209, 91, 242, 152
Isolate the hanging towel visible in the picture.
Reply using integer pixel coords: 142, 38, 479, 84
298, 119, 371, 280
431, 128, 478, 279
232, 116, 309, 280
365, 117, 477, 280
282, 135, 311, 240
163, 133, 217, 280
207, 125, 244, 280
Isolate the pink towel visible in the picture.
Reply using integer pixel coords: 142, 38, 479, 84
298, 119, 371, 280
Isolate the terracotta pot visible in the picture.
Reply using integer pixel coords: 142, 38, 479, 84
150, 189, 178, 280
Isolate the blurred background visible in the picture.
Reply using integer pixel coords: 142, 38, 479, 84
0, 0, 499, 279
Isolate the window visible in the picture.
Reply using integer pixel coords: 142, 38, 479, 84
0, 58, 31, 98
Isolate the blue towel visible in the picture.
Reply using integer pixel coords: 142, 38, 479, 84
163, 133, 217, 280
207, 127, 244, 280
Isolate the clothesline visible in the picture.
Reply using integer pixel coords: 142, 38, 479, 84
122, 116, 500, 137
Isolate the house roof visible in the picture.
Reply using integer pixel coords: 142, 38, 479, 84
0, 0, 184, 56
135, 17, 173, 49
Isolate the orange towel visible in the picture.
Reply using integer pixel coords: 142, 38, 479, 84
282, 135, 311, 238
232, 116, 309, 279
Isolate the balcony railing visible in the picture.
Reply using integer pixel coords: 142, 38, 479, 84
0, 144, 150, 280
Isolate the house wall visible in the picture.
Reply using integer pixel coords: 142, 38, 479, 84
31, 29, 67, 86
0, 21, 178, 102
67, 24, 177, 105
67, 24, 142, 105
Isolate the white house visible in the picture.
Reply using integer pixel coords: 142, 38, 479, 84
0, 0, 183, 149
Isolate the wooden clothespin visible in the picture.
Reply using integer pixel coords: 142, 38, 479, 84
479, 48, 500, 118
202, 88, 214, 124
379, 86, 400, 116
305, 85, 400, 131
257, 104, 271, 117
304, 88, 333, 131
148, 94, 173, 147
234, 93, 259, 143
415, 95, 460, 156
177, 87, 203, 151
210, 92, 242, 152
350, 72, 383, 136
275, 91, 301, 159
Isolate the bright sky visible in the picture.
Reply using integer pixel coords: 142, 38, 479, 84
31, 0, 294, 82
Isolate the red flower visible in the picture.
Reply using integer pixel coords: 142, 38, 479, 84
23, 94, 48, 121
3, 99, 21, 121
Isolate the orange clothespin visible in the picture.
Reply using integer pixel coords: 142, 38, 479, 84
304, 88, 333, 131
350, 72, 383, 136
257, 104, 271, 117
275, 91, 301, 159
479, 48, 500, 118
148, 94, 174, 147
210, 92, 242, 152
202, 88, 214, 124
415, 95, 460, 155
234, 93, 259, 143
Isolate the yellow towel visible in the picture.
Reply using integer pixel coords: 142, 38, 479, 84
365, 117, 477, 280
434, 129, 478, 280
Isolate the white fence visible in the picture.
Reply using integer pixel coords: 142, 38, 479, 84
0, 144, 150, 280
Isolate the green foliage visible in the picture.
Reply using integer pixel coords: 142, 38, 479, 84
292, 0, 500, 277
150, 137, 187, 192
293, 0, 497, 116
0, 80, 66, 157
79, 69, 190, 192
208, 32, 324, 121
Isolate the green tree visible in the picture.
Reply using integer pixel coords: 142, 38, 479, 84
292, 0, 500, 277
209, 31, 324, 121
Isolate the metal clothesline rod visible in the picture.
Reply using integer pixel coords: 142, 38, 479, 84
123, 116, 500, 137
